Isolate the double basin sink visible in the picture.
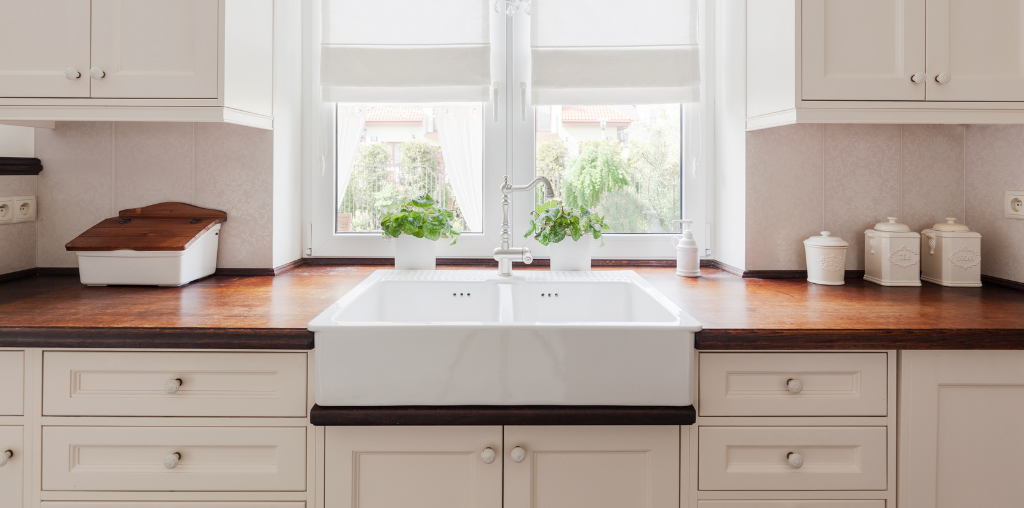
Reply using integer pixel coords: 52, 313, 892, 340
309, 270, 701, 406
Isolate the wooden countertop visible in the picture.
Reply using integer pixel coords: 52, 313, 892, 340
1, 265, 1023, 349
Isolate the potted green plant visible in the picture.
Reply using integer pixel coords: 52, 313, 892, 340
525, 204, 609, 271
380, 194, 460, 270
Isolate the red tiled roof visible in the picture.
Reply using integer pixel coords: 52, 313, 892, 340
561, 106, 634, 124
366, 107, 424, 122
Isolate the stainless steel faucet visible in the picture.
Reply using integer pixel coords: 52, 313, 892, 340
493, 175, 555, 276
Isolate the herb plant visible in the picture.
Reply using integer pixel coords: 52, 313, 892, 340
524, 204, 609, 246
380, 194, 460, 245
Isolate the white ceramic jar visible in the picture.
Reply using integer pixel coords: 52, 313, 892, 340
804, 231, 848, 285
549, 236, 593, 271
864, 217, 921, 286
920, 218, 981, 287
671, 219, 700, 277
394, 235, 436, 270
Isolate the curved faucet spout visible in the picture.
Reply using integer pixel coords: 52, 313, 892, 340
502, 176, 555, 200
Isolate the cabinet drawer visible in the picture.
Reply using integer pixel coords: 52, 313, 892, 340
699, 427, 887, 491
699, 353, 887, 416
42, 426, 306, 492
698, 502, 884, 508
0, 426, 24, 508
43, 504, 303, 508
0, 352, 24, 415
43, 352, 307, 417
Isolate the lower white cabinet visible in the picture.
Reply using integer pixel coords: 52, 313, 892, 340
42, 505, 305, 508
899, 350, 1024, 508
325, 426, 683, 508
697, 502, 884, 508
41, 426, 307, 492
0, 426, 23, 508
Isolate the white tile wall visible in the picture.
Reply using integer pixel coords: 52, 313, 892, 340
34, 121, 274, 269
747, 123, 1024, 284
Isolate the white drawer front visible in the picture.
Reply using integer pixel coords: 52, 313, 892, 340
0, 352, 24, 415
699, 353, 888, 416
699, 427, 887, 491
43, 352, 307, 417
42, 426, 307, 492
0, 426, 23, 508
698, 502, 885, 508
43, 504, 304, 508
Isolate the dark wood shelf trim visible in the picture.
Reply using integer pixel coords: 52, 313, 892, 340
310, 404, 696, 426
0, 157, 43, 175
696, 328, 1024, 350
0, 327, 314, 349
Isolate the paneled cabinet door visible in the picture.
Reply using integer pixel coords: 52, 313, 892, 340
802, 0, 926, 101
504, 426, 681, 508
0, 426, 23, 508
324, 426, 503, 508
900, 351, 1024, 508
0, 0, 90, 97
925, 0, 1024, 101
90, 0, 219, 98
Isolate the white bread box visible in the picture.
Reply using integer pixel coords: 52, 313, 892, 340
66, 202, 226, 287
864, 217, 921, 286
920, 218, 981, 287
804, 231, 848, 285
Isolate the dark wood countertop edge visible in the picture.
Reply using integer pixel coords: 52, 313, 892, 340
695, 328, 1024, 350
310, 404, 696, 426
0, 327, 314, 350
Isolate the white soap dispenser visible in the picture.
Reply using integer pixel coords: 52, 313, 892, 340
671, 219, 700, 277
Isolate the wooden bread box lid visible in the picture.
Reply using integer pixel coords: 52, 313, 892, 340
66, 202, 227, 252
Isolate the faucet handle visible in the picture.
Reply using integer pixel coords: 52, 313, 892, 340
522, 247, 533, 264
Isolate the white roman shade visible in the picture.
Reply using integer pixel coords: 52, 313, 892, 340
321, 0, 491, 103
531, 0, 700, 105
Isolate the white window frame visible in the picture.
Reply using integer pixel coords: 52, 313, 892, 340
303, 0, 714, 260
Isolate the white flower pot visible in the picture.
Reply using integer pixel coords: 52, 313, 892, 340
394, 235, 436, 270
549, 236, 593, 271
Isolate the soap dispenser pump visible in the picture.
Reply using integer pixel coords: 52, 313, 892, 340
671, 219, 700, 277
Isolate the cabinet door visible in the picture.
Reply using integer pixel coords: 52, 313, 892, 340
0, 0, 90, 98
926, 0, 1024, 101
324, 426, 502, 508
899, 351, 1024, 508
504, 426, 680, 508
90, 0, 219, 98
802, 0, 926, 100
0, 426, 23, 508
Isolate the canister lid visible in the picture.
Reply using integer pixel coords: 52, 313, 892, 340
873, 217, 911, 233
931, 217, 970, 232
804, 231, 849, 247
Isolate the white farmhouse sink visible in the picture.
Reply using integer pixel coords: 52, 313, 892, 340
309, 270, 701, 406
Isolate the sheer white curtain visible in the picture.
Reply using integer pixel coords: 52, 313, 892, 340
435, 107, 483, 231
335, 107, 367, 203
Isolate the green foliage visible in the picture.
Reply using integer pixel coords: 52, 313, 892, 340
561, 140, 631, 210
524, 204, 609, 246
535, 139, 568, 202
400, 139, 443, 172
380, 193, 461, 245
357, 142, 392, 166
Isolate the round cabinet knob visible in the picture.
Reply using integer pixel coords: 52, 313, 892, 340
164, 378, 182, 394
910, 72, 926, 83
0, 450, 12, 467
935, 72, 951, 84
65, 67, 81, 80
787, 378, 803, 394
164, 452, 181, 469
511, 446, 527, 463
481, 447, 496, 464
787, 452, 804, 469
89, 67, 106, 79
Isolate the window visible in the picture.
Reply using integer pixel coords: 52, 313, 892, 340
310, 0, 709, 259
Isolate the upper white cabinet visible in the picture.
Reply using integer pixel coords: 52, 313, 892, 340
745, 0, 1024, 129
90, 0, 219, 99
0, 0, 279, 129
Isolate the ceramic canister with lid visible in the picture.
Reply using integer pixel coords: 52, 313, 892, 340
804, 231, 849, 285
920, 218, 981, 287
671, 219, 700, 277
864, 217, 921, 286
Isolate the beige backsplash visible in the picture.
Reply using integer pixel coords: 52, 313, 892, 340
746, 123, 1024, 284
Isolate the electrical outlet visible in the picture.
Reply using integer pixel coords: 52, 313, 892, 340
11, 195, 36, 223
0, 199, 12, 225
1007, 191, 1024, 220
